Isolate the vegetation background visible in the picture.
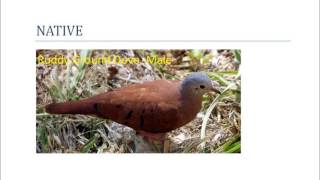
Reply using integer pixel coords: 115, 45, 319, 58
36, 49, 241, 153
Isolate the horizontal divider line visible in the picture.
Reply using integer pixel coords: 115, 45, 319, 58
35, 39, 292, 43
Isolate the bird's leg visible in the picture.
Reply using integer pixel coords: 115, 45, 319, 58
163, 134, 170, 153
136, 131, 169, 153
137, 131, 166, 141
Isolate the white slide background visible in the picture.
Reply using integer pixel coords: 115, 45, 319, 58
1, 0, 319, 180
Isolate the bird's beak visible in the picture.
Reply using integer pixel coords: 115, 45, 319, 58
210, 81, 221, 94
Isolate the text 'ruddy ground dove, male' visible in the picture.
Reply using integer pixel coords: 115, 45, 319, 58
45, 72, 220, 142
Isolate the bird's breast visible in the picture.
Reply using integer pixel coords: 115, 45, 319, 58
175, 96, 202, 128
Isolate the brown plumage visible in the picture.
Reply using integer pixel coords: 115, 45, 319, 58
45, 72, 220, 134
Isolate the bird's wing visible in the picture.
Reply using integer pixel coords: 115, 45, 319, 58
90, 80, 182, 132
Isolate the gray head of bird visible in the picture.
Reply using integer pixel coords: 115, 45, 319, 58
181, 72, 221, 96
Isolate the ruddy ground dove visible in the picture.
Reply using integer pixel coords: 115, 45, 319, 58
45, 72, 220, 138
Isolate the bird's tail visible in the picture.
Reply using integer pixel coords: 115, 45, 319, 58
45, 100, 97, 115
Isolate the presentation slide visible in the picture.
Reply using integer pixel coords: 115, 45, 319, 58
1, 1, 319, 180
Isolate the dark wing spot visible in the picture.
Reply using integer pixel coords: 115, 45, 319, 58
125, 110, 133, 119
93, 103, 103, 116
93, 103, 99, 112
140, 115, 144, 128
137, 109, 145, 128
116, 104, 122, 108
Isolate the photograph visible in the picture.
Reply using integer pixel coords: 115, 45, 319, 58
36, 49, 241, 153
2, 0, 319, 179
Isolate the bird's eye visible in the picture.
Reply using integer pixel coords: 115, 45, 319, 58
200, 85, 205, 89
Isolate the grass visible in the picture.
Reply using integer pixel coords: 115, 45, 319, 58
36, 49, 241, 153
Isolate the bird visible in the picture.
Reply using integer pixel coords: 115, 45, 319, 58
45, 72, 220, 152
